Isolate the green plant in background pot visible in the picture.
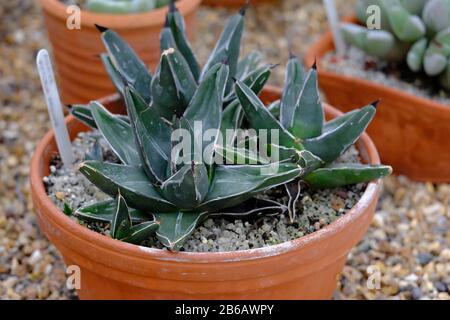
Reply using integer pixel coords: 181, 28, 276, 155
76, 0, 170, 13
68, 2, 391, 251
341, 0, 450, 89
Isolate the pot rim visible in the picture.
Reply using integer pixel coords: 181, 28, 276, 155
305, 15, 450, 112
39, 0, 202, 30
30, 87, 382, 263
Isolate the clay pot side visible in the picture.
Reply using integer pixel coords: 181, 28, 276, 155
40, 0, 201, 104
305, 16, 450, 183
30, 86, 382, 300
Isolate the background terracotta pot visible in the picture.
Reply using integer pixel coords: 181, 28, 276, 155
202, 0, 275, 7
40, 0, 201, 104
305, 16, 450, 183
30, 86, 382, 300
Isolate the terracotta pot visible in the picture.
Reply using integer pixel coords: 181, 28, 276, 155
202, 0, 275, 7
30, 86, 382, 300
305, 16, 450, 183
40, 0, 201, 104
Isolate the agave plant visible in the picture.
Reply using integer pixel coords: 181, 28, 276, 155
341, 0, 450, 89
85, 0, 170, 14
70, 2, 312, 250
221, 54, 392, 221
69, 1, 391, 251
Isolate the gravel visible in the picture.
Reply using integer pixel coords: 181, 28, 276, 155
45, 131, 365, 252
322, 47, 450, 105
2, 0, 450, 300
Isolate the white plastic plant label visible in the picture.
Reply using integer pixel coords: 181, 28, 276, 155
37, 49, 75, 169
323, 0, 346, 56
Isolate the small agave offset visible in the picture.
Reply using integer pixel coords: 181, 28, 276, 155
69, 1, 391, 251
341, 0, 450, 89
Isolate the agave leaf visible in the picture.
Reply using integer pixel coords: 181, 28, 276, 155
280, 55, 305, 129
235, 80, 303, 150
121, 221, 160, 244
154, 211, 209, 251
79, 161, 177, 212
220, 99, 244, 146
63, 203, 73, 217
161, 163, 209, 210
124, 86, 172, 183
323, 109, 359, 133
210, 198, 287, 219
69, 104, 130, 129
75, 199, 151, 224
296, 150, 324, 171
90, 101, 141, 166
268, 100, 281, 119
289, 66, 324, 139
100, 53, 125, 95
98, 27, 152, 103
183, 63, 229, 165
198, 162, 303, 211
167, 2, 200, 81
151, 48, 197, 119
242, 64, 272, 92
215, 144, 269, 165
236, 50, 263, 79
110, 193, 132, 240
304, 164, 392, 189
303, 103, 377, 162
224, 63, 273, 103
69, 104, 98, 129
268, 143, 300, 162
160, 24, 178, 52
200, 8, 245, 92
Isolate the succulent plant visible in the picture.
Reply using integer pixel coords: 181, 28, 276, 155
85, 0, 170, 14
230, 55, 392, 221
69, 1, 391, 250
342, 0, 450, 89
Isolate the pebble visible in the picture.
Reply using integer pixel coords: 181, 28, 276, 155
28, 250, 43, 266
417, 252, 434, 266
411, 287, 423, 300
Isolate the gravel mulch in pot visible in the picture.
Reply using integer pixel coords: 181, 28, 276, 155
2, 0, 450, 300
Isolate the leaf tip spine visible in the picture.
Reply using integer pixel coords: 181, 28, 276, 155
94, 24, 108, 33
239, 0, 250, 16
